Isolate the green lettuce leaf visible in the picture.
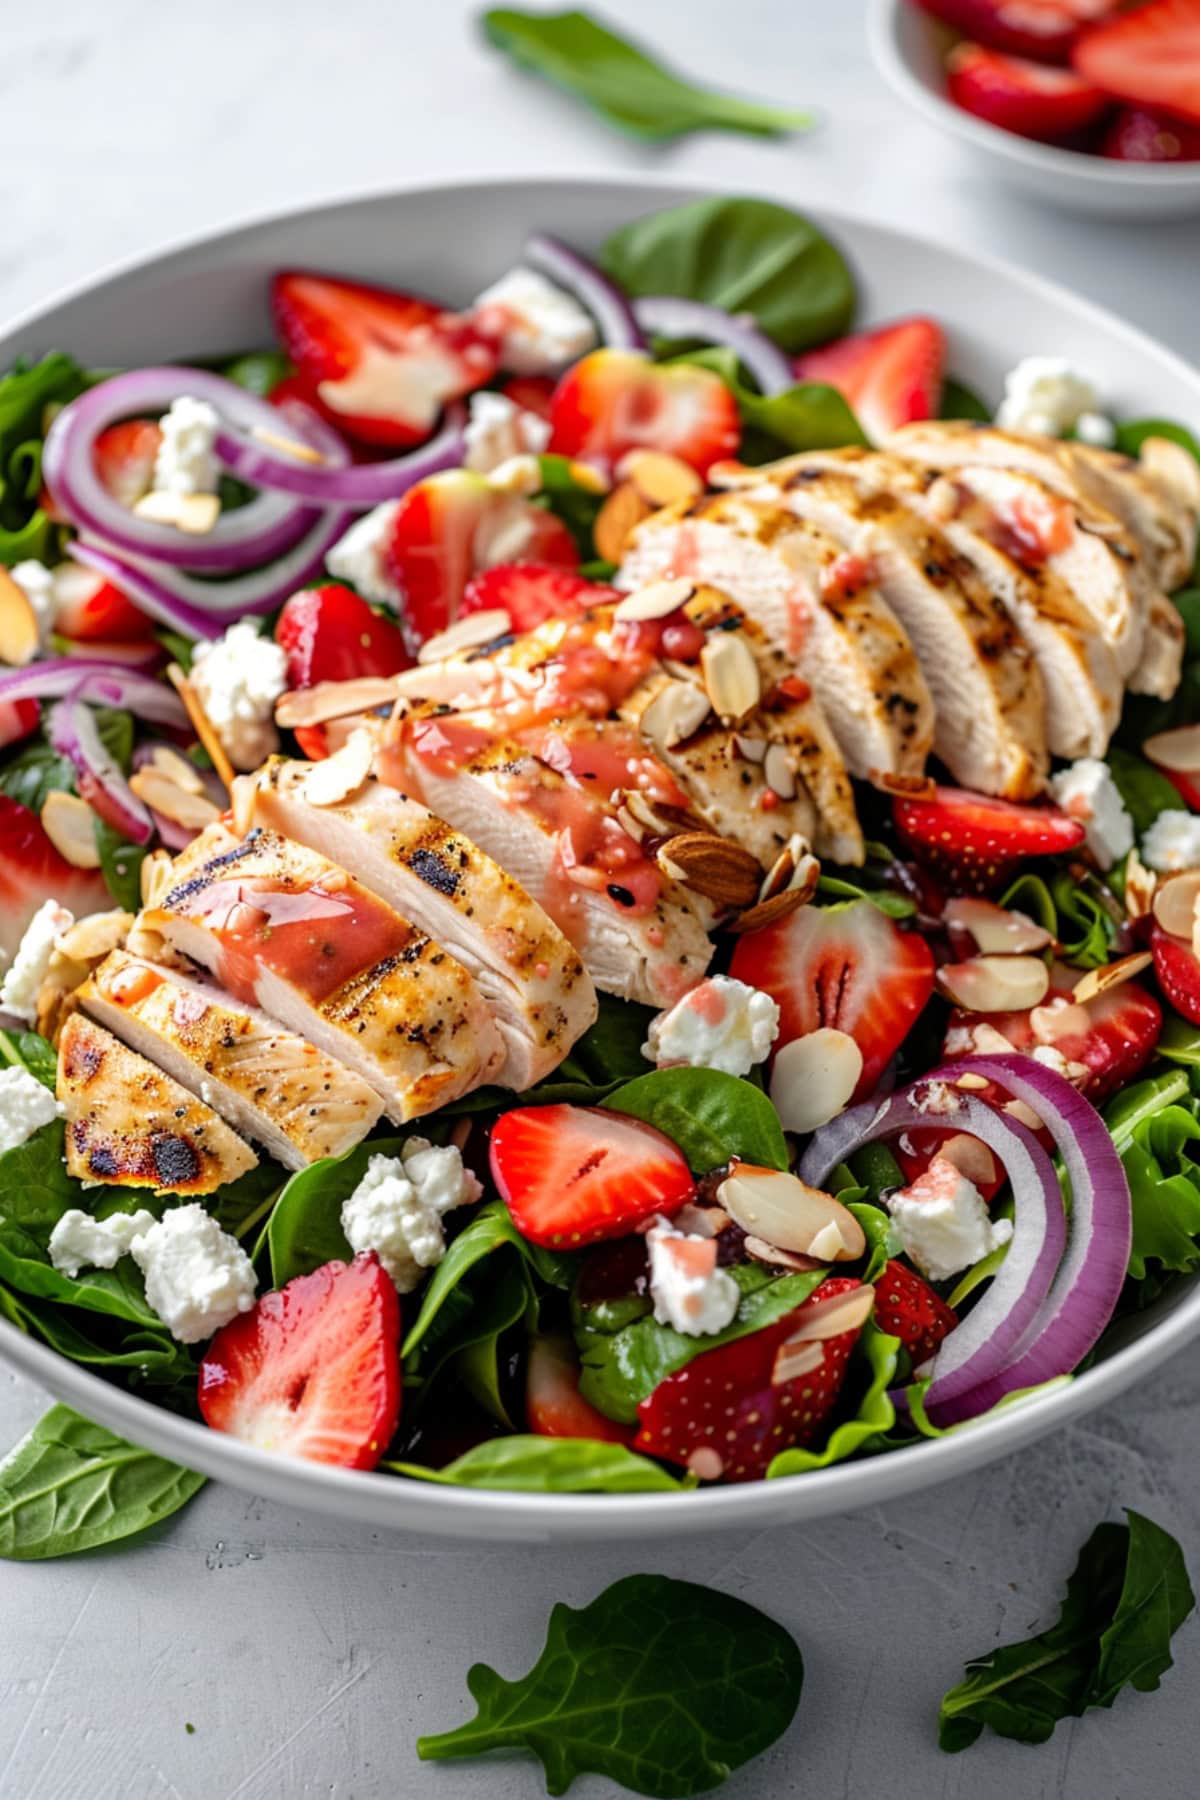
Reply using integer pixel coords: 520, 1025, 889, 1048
604, 1065, 788, 1174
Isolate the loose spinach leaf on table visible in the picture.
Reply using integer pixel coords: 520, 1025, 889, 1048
939, 1510, 1194, 1751
418, 1572, 803, 1795
481, 9, 812, 143
390, 1436, 689, 1493
0, 1405, 204, 1561
605, 1066, 788, 1174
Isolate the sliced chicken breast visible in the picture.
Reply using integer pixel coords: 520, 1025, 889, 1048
57, 1011, 258, 1194
237, 758, 597, 1092
79, 950, 384, 1170
131, 823, 505, 1122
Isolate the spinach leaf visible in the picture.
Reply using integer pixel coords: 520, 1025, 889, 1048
390, 1436, 688, 1493
403, 1198, 576, 1361
605, 1067, 788, 1174
221, 350, 293, 396
481, 10, 812, 143
1157, 1014, 1200, 1070
267, 1136, 408, 1286
673, 348, 866, 459
766, 1321, 899, 1476
535, 453, 606, 555
0, 706, 134, 817
939, 376, 991, 423
0, 354, 89, 566
568, 991, 659, 1084
847, 1199, 898, 1282
0, 1027, 57, 1090
442, 1259, 531, 1427
1107, 744, 1182, 836
1105, 1079, 1200, 1279
603, 197, 856, 354
0, 1283, 192, 1383
816, 872, 916, 918
939, 1510, 1194, 1751
0, 1405, 204, 1560
1113, 418, 1200, 467
93, 816, 147, 912
1000, 867, 1117, 968
417, 1572, 803, 1794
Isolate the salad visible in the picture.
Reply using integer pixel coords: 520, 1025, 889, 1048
1, 193, 1199, 1498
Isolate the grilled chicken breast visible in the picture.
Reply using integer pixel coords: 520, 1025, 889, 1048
131, 823, 505, 1122
57, 1011, 258, 1194
237, 758, 597, 1091
79, 950, 384, 1170
617, 493, 935, 781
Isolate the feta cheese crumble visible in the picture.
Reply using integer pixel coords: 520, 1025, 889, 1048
886, 1156, 1013, 1283
1142, 809, 1200, 873
646, 1217, 740, 1338
0, 1065, 60, 1155
190, 619, 288, 771
341, 1138, 483, 1292
642, 976, 780, 1079
10, 559, 59, 645
1048, 757, 1133, 870
0, 900, 73, 1021
48, 1207, 156, 1279
1075, 411, 1117, 448
473, 267, 598, 376
153, 395, 220, 497
463, 390, 551, 474
995, 357, 1104, 439
130, 1204, 257, 1344
325, 502, 404, 608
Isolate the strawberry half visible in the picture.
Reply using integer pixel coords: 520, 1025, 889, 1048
501, 375, 557, 422
730, 897, 936, 1097
198, 1253, 401, 1469
792, 317, 945, 445
272, 271, 498, 448
526, 1334, 635, 1444
460, 563, 621, 634
1101, 104, 1200, 159
872, 1261, 957, 1365
913, 0, 1119, 62
90, 418, 162, 509
548, 349, 740, 477
1151, 924, 1200, 1025
489, 1103, 694, 1249
0, 794, 111, 969
1074, 0, 1200, 127
274, 582, 413, 689
0, 698, 39, 753
53, 565, 154, 643
892, 785, 1086, 894
947, 42, 1110, 141
635, 1277, 869, 1483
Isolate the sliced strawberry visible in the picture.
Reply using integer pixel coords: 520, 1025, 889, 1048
730, 898, 936, 1098
913, 0, 1120, 62
0, 794, 113, 969
872, 1261, 958, 1365
947, 42, 1110, 141
1075, 0, 1200, 126
90, 418, 162, 509
548, 349, 740, 478
52, 564, 155, 643
459, 563, 620, 634
0, 698, 39, 752
271, 271, 498, 449
1151, 924, 1200, 1025
274, 582, 413, 689
792, 317, 945, 445
489, 1103, 694, 1249
198, 1253, 401, 1469
892, 785, 1086, 894
635, 1276, 868, 1483
502, 375, 556, 422
1101, 103, 1200, 159
525, 1334, 635, 1444
294, 724, 331, 761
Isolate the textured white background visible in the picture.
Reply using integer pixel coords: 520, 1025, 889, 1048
2, 2, 1199, 1795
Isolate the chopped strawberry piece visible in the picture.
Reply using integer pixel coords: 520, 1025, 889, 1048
53, 564, 155, 643
198, 1253, 401, 1469
635, 1276, 868, 1483
730, 898, 935, 1097
892, 785, 1085, 894
792, 317, 945, 445
1101, 103, 1200, 158
271, 271, 498, 448
0, 698, 39, 752
872, 1260, 958, 1365
0, 794, 112, 969
294, 724, 331, 761
274, 582, 413, 689
548, 349, 740, 477
947, 42, 1110, 141
489, 1103, 694, 1249
460, 563, 620, 634
90, 418, 162, 509
913, 0, 1120, 62
1151, 924, 1200, 1025
501, 375, 557, 422
1074, 0, 1200, 126
526, 1334, 635, 1444
893, 1126, 1006, 1203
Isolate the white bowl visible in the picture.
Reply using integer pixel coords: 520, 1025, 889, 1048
869, 0, 1200, 219
2, 172, 1200, 1542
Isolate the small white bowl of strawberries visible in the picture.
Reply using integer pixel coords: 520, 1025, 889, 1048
870, 0, 1200, 217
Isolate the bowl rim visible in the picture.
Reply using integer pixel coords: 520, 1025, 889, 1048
868, 0, 1200, 189
2, 166, 1200, 1536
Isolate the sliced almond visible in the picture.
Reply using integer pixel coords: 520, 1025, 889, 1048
484, 453, 542, 497
1005, 1098, 1045, 1132
743, 1235, 824, 1272
1143, 723, 1200, 775
869, 768, 937, 800
763, 742, 796, 801
418, 608, 513, 664
943, 896, 1053, 956
733, 733, 767, 764
133, 490, 221, 535
758, 834, 819, 905
250, 422, 326, 465
728, 890, 810, 933
1152, 868, 1200, 941
57, 909, 132, 962
656, 832, 761, 909
147, 744, 208, 795
939, 1132, 999, 1189
1123, 846, 1158, 923
0, 567, 41, 666
937, 954, 1050, 1012
612, 577, 696, 624
771, 1339, 825, 1387
140, 848, 175, 909
276, 674, 405, 729
129, 767, 221, 831
700, 632, 760, 725
167, 662, 235, 793
1072, 950, 1154, 1003
616, 788, 690, 844
783, 1283, 876, 1342
707, 459, 757, 490
616, 449, 703, 508
593, 481, 651, 564
769, 1029, 862, 1135
41, 792, 101, 868
639, 679, 712, 752
716, 1165, 866, 1261
953, 1071, 990, 1090
302, 729, 374, 806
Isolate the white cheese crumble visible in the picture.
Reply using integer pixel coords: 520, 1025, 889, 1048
325, 502, 403, 608
646, 1217, 740, 1338
48, 1206, 156, 1279
473, 267, 598, 376
130, 1204, 257, 1344
10, 559, 59, 646
463, 391, 551, 474
0, 1065, 60, 1155
642, 976, 780, 1079
1048, 757, 1133, 870
1075, 411, 1117, 448
153, 396, 220, 497
886, 1156, 1013, 1283
0, 901, 74, 1022
341, 1138, 483, 1293
996, 357, 1103, 439
190, 619, 288, 772
1142, 809, 1200, 873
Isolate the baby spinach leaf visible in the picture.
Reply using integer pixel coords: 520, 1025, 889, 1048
1113, 418, 1200, 467
1104, 1079, 1200, 1279
417, 1572, 803, 1794
390, 1436, 688, 1493
569, 992, 659, 1084
0, 706, 133, 816
1157, 1014, 1200, 1070
1107, 744, 1182, 836
481, 9, 812, 143
605, 1067, 788, 1174
815, 872, 916, 917
267, 1136, 408, 1286
403, 1199, 576, 1361
939, 1510, 1194, 1751
766, 1321, 899, 1476
221, 349, 293, 396
445, 1262, 530, 1428
1000, 867, 1116, 968
0, 1027, 57, 1090
0, 353, 89, 567
0, 1283, 192, 1384
603, 197, 856, 354
939, 375, 991, 422
671, 346, 866, 457
0, 1405, 204, 1560
93, 816, 148, 912
535, 453, 606, 555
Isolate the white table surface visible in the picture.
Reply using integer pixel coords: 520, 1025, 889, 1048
3, 3, 1199, 1795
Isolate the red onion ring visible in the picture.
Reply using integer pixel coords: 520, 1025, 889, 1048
632, 295, 793, 397
212, 402, 466, 503
522, 232, 646, 353
47, 687, 153, 844
0, 658, 187, 727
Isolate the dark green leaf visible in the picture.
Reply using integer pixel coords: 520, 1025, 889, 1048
481, 9, 812, 143
93, 816, 148, 912
442, 1260, 531, 1427
417, 1572, 803, 1794
605, 1066, 788, 1174
536, 453, 605, 555
1113, 418, 1200, 467
1093, 1511, 1195, 1703
0, 1027, 58, 1090
1001, 867, 1116, 969
267, 1137, 407, 1286
674, 350, 866, 457
816, 872, 916, 917
1104, 1075, 1200, 1279
0, 1282, 193, 1384
1157, 1014, 1200, 1069
939, 375, 992, 423
403, 1198, 576, 1361
0, 736, 75, 813
567, 991, 659, 1085
0, 354, 89, 564
221, 350, 293, 397
1107, 745, 1182, 836
390, 1436, 688, 1493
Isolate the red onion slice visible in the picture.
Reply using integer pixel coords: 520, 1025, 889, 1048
632, 296, 793, 397
522, 232, 646, 353
47, 688, 153, 844
0, 658, 187, 728
212, 403, 466, 503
